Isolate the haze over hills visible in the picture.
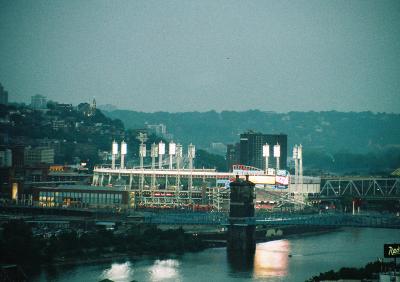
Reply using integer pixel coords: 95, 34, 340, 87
104, 109, 400, 174
104, 109, 400, 153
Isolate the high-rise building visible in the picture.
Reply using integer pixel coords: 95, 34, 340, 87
24, 147, 54, 166
0, 83, 8, 105
226, 143, 240, 171
31, 94, 47, 110
227, 131, 287, 171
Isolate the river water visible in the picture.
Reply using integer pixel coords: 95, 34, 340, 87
34, 227, 400, 282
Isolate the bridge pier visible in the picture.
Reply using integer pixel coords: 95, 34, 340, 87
227, 175, 256, 269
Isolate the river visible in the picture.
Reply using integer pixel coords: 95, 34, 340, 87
34, 227, 400, 282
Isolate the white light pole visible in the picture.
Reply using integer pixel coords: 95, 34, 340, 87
273, 143, 281, 171
188, 143, 195, 202
151, 143, 158, 169
188, 143, 195, 170
139, 143, 146, 190
298, 144, 303, 191
293, 145, 298, 192
150, 143, 158, 189
120, 141, 127, 169
158, 141, 165, 169
176, 144, 183, 194
111, 140, 118, 169
166, 142, 176, 190
137, 132, 148, 169
139, 144, 146, 168
262, 143, 269, 174
169, 142, 176, 169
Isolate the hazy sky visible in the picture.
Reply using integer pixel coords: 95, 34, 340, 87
1, 0, 399, 112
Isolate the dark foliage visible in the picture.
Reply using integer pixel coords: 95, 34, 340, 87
307, 260, 397, 281
0, 220, 206, 274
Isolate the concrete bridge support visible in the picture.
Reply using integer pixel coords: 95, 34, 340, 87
227, 175, 256, 269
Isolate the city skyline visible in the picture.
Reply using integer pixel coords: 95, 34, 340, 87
1, 1, 400, 113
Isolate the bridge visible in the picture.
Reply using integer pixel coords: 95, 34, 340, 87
319, 177, 400, 199
143, 212, 400, 228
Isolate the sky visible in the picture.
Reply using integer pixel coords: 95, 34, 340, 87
0, 0, 399, 113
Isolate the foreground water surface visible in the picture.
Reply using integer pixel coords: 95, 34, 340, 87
34, 227, 400, 282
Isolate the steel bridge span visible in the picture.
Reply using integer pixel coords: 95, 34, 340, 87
319, 177, 400, 200
143, 212, 400, 228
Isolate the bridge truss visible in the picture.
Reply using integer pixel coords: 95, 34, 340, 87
320, 177, 400, 199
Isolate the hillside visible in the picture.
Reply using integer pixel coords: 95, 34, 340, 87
104, 110, 400, 174
104, 110, 400, 153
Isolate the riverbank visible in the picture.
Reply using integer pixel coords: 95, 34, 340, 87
1, 218, 342, 279
306, 260, 400, 281
46, 225, 341, 268
0, 220, 206, 277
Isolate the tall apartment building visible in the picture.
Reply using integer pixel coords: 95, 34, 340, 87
226, 131, 287, 171
226, 143, 240, 171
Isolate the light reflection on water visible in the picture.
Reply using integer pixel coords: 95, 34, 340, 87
149, 259, 180, 282
100, 259, 181, 282
101, 262, 134, 282
253, 240, 290, 278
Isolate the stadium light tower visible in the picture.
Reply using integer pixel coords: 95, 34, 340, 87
158, 141, 165, 169
150, 143, 158, 189
273, 143, 281, 171
111, 140, 118, 169
120, 141, 127, 169
137, 133, 148, 169
165, 141, 176, 190
298, 144, 303, 189
169, 141, 176, 169
188, 143, 195, 196
139, 143, 146, 168
262, 143, 270, 174
151, 143, 158, 169
176, 144, 183, 170
293, 145, 299, 191
176, 144, 183, 192
188, 143, 195, 170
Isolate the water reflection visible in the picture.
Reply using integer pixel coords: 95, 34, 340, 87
149, 259, 181, 281
253, 240, 290, 278
101, 262, 134, 282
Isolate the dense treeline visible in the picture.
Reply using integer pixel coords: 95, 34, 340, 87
307, 260, 398, 281
0, 220, 205, 274
196, 149, 226, 171
304, 147, 400, 175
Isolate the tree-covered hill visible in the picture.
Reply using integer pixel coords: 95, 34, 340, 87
104, 109, 400, 174
105, 110, 400, 154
